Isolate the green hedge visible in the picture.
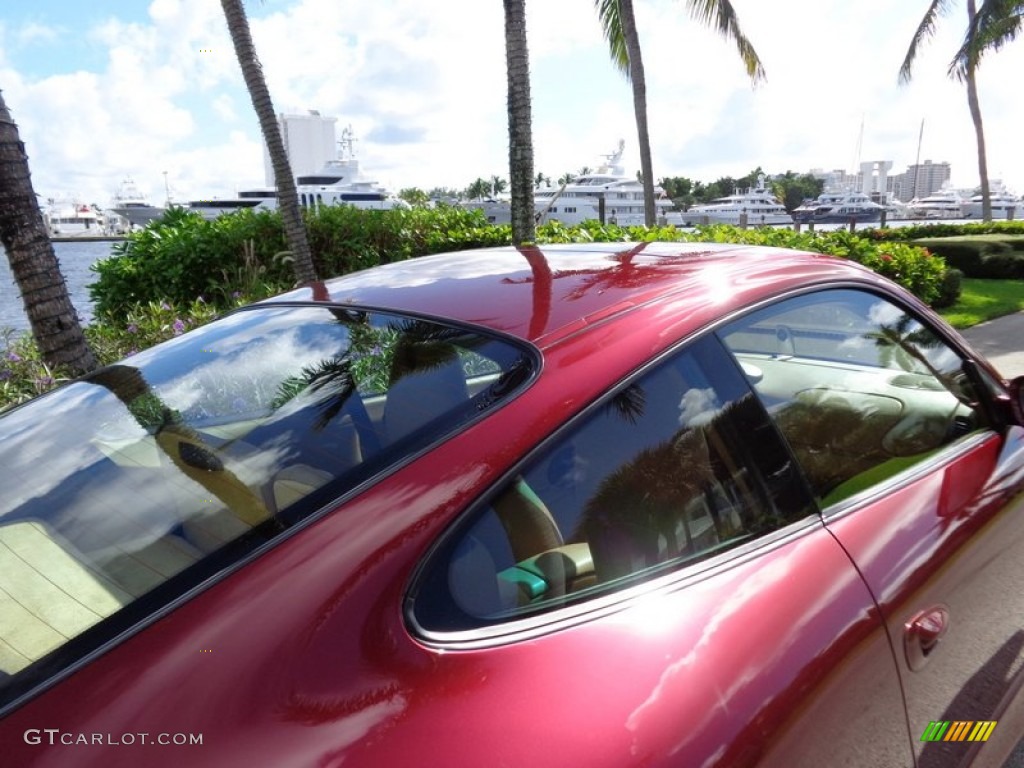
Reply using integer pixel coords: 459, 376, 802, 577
89, 208, 953, 320
583, 222, 950, 307
906, 237, 1024, 280
90, 205, 507, 320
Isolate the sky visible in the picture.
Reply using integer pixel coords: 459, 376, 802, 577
1, 0, 1022, 207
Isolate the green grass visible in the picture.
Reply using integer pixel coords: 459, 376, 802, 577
937, 278, 1024, 329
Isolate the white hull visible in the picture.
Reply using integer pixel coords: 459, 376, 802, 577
46, 201, 107, 236
682, 175, 792, 227
112, 204, 166, 228
908, 205, 962, 219
111, 178, 165, 228
534, 140, 684, 227
960, 196, 1019, 219
908, 187, 964, 220
683, 210, 792, 226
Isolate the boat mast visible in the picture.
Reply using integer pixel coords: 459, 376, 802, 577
911, 118, 924, 199
852, 114, 864, 178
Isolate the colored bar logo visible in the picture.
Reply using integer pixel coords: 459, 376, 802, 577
921, 721, 997, 742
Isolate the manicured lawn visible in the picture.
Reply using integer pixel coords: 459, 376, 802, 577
938, 278, 1024, 329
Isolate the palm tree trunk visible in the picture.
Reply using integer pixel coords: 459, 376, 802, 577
220, 0, 317, 285
618, 0, 657, 228
0, 89, 97, 376
965, 0, 992, 222
504, 0, 536, 245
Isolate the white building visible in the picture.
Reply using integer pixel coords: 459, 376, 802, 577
263, 111, 338, 186
858, 160, 892, 201
888, 160, 952, 202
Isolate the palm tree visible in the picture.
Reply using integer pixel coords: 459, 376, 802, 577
465, 178, 493, 200
490, 175, 509, 195
220, 0, 317, 284
951, 0, 1023, 222
900, 0, 1000, 221
0, 89, 97, 376
595, 1, 764, 227
952, 0, 1023, 68
503, 0, 536, 245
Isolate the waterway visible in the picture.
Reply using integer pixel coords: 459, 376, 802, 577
0, 240, 118, 332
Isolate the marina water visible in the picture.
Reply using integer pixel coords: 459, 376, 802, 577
0, 240, 115, 333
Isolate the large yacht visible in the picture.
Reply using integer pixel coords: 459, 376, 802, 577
295, 126, 406, 212
533, 140, 684, 226
186, 126, 404, 220
110, 177, 166, 228
682, 175, 792, 226
186, 189, 277, 220
459, 196, 513, 225
792, 189, 884, 224
960, 181, 1019, 219
907, 185, 965, 219
45, 199, 105, 237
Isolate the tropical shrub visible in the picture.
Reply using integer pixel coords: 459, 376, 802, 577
90, 205, 506, 320
90, 209, 957, 323
90, 207, 291, 320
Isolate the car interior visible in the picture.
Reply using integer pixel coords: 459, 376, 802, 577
0, 330, 519, 685
427, 297, 989, 630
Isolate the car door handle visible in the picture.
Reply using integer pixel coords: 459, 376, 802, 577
904, 605, 950, 672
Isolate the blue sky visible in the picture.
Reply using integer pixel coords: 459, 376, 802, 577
2, 0, 1022, 206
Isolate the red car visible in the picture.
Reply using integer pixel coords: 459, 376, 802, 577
2, 242, 1024, 767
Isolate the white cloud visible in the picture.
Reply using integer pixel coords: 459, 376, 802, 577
1, 0, 1022, 209
17, 21, 59, 47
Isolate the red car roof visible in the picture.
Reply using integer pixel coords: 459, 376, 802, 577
270, 242, 880, 347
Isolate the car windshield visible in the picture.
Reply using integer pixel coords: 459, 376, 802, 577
0, 304, 533, 708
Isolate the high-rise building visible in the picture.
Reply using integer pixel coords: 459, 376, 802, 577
263, 111, 338, 187
887, 160, 951, 201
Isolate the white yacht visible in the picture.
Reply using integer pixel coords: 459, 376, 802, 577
187, 189, 277, 220
110, 177, 165, 228
792, 189, 884, 224
295, 126, 406, 212
960, 181, 1019, 219
907, 186, 965, 219
884, 199, 912, 221
533, 140, 684, 226
45, 199, 105, 236
682, 175, 792, 226
459, 197, 512, 225
186, 127, 404, 220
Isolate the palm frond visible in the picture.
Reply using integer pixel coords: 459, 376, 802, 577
595, 0, 630, 76
684, 0, 766, 82
949, 0, 1024, 80
900, 0, 956, 84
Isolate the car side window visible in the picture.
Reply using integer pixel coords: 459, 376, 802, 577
718, 289, 990, 508
411, 335, 815, 633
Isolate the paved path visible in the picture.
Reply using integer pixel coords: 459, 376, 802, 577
955, 313, 1024, 768
958, 313, 1024, 379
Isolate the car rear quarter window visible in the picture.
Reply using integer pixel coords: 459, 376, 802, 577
718, 289, 990, 507
0, 305, 534, 711
411, 334, 816, 635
